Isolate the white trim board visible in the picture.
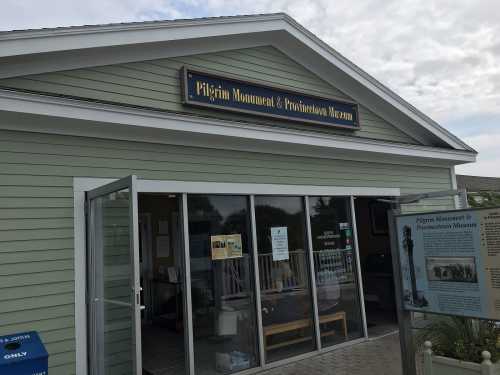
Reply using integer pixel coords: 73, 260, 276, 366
74, 177, 401, 195
73, 176, 399, 374
0, 89, 476, 166
137, 180, 401, 196
0, 13, 475, 152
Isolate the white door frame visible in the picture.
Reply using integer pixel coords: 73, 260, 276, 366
74, 177, 400, 375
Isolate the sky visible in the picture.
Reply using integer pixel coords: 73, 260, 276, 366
1, 0, 499, 176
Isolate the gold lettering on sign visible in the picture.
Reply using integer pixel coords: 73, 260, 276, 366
191, 75, 355, 125
232, 88, 275, 108
328, 106, 353, 121
284, 98, 329, 117
195, 81, 230, 102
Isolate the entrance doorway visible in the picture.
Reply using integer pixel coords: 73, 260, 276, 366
354, 197, 397, 337
139, 193, 186, 375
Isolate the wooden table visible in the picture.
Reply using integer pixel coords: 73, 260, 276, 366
263, 311, 347, 350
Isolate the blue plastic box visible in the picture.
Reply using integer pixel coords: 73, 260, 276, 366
0, 331, 48, 375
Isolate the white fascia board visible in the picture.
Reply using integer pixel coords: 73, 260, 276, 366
0, 89, 476, 165
0, 14, 286, 58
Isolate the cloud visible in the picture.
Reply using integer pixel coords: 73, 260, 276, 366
456, 131, 500, 177
1, 0, 499, 176
0, 0, 185, 30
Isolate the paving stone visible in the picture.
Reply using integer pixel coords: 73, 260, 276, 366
260, 333, 412, 375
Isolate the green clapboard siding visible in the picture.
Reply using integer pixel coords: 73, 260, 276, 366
0, 128, 454, 374
0, 46, 420, 145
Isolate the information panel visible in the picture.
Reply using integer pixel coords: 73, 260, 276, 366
395, 207, 500, 319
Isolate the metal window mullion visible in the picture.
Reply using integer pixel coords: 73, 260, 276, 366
250, 195, 265, 367
304, 196, 321, 351
182, 193, 195, 375
350, 196, 368, 338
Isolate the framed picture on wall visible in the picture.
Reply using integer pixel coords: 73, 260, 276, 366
369, 201, 389, 235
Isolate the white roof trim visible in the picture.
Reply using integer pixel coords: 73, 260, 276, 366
0, 89, 476, 165
0, 13, 475, 153
0, 14, 285, 57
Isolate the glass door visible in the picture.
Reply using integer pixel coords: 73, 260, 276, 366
87, 176, 142, 375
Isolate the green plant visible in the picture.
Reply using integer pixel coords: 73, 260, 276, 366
468, 191, 500, 208
415, 316, 500, 363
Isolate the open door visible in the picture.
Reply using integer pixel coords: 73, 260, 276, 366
87, 176, 142, 375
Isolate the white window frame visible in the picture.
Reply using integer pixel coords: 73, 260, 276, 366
74, 177, 400, 375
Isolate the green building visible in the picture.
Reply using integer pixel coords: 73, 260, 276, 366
0, 13, 476, 375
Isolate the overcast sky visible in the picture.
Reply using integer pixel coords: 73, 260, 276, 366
2, 0, 499, 176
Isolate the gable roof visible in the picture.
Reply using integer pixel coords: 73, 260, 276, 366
0, 13, 475, 154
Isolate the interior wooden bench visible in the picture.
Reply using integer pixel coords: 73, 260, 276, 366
263, 311, 347, 350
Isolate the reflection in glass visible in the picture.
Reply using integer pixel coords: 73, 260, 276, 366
309, 196, 363, 347
254, 196, 315, 362
187, 195, 259, 374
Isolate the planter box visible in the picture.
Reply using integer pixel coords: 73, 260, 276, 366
423, 341, 500, 375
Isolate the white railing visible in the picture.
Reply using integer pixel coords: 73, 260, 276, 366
423, 341, 499, 375
258, 250, 309, 291
219, 249, 355, 298
220, 256, 249, 298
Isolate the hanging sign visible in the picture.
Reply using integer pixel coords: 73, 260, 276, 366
181, 67, 360, 129
271, 227, 289, 261
395, 207, 500, 320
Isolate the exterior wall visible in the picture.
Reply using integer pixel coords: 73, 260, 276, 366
0, 46, 420, 145
0, 128, 455, 374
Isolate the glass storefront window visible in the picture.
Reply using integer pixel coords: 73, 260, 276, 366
308, 196, 364, 347
187, 195, 259, 374
254, 196, 316, 362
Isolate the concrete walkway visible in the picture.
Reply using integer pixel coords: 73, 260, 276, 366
261, 332, 404, 375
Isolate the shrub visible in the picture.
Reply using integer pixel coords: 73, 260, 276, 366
416, 316, 500, 363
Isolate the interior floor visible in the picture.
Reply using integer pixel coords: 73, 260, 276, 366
142, 326, 185, 375
365, 305, 399, 337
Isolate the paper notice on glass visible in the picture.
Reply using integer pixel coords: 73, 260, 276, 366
226, 234, 243, 259
211, 235, 228, 260
211, 234, 243, 260
156, 235, 170, 258
271, 227, 289, 261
